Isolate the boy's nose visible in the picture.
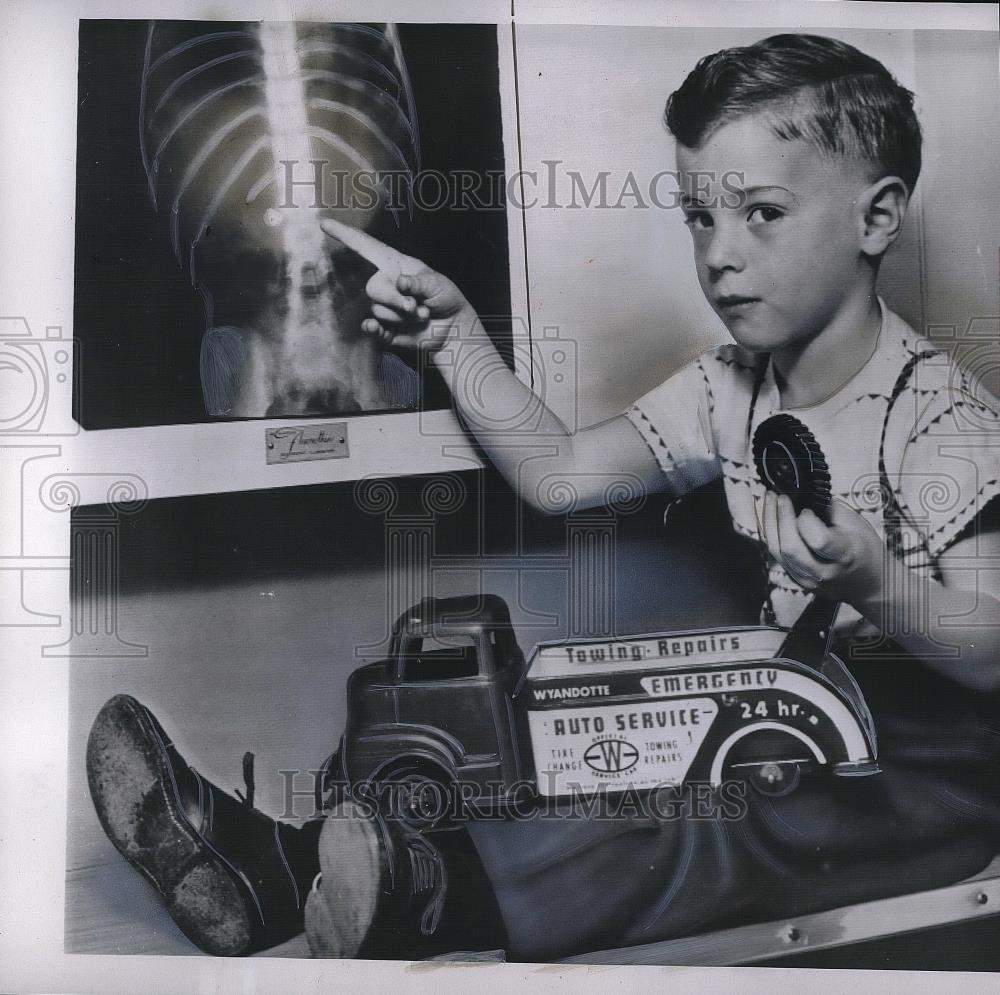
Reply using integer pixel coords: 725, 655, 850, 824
703, 226, 746, 275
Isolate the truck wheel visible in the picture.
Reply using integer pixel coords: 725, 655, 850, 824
373, 763, 456, 830
748, 761, 801, 797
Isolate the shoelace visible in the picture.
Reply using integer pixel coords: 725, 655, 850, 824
408, 835, 448, 936
234, 750, 256, 808
306, 818, 449, 939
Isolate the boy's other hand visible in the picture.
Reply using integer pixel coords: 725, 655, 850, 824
321, 218, 474, 353
761, 491, 885, 607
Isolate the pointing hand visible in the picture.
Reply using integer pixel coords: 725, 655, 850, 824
322, 218, 473, 352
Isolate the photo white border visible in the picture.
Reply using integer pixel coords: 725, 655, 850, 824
1, 2, 998, 993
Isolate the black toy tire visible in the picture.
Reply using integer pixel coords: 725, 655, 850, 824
752, 413, 832, 520
369, 761, 458, 830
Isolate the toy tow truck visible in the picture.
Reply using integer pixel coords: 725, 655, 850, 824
330, 592, 878, 824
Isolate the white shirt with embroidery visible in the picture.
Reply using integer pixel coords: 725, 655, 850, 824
624, 300, 1000, 641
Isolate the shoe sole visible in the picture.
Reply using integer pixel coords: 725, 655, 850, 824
303, 801, 382, 958
86, 694, 257, 956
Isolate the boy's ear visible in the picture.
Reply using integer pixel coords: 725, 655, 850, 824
858, 176, 909, 258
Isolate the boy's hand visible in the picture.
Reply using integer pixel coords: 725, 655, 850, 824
321, 218, 474, 352
761, 491, 886, 607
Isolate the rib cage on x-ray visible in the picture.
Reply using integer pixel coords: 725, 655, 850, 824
139, 21, 421, 417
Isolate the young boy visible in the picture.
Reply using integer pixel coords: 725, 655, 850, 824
87, 33, 1000, 961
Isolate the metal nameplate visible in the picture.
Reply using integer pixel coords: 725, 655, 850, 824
265, 422, 349, 464
528, 697, 719, 795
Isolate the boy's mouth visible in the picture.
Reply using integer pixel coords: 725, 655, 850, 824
716, 295, 761, 316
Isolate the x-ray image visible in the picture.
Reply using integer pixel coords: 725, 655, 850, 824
73, 20, 512, 428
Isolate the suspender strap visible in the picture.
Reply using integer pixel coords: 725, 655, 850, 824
877, 349, 940, 559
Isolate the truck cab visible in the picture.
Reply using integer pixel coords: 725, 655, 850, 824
340, 594, 527, 820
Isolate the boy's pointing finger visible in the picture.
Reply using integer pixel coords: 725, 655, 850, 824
321, 218, 422, 276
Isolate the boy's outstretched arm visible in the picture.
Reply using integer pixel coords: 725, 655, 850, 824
322, 219, 669, 514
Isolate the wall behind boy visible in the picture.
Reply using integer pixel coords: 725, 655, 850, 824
516, 27, 1000, 427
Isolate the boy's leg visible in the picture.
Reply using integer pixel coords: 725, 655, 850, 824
108, 662, 993, 962
86, 694, 322, 956
465, 768, 996, 962
297, 768, 997, 963
303, 790, 755, 962
460, 669, 1000, 961
466, 799, 756, 961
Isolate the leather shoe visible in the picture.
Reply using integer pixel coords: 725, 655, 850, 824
86, 693, 320, 956
304, 800, 506, 959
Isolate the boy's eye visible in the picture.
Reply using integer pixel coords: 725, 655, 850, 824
747, 205, 784, 225
682, 211, 712, 230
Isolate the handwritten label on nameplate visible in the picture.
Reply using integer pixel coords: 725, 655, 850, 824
265, 423, 349, 464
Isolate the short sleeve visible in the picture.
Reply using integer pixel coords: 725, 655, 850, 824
889, 361, 1000, 564
624, 357, 722, 498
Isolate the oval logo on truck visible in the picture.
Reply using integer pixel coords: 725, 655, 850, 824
584, 738, 639, 774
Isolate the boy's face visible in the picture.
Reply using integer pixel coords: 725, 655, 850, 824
676, 113, 873, 355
